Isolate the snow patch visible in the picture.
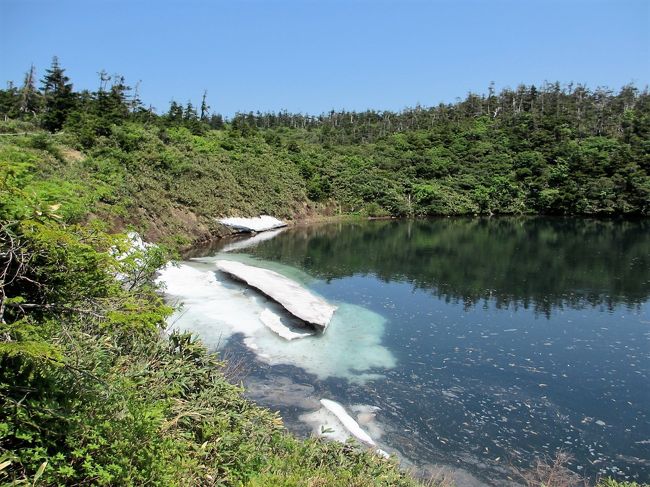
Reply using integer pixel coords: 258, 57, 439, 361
320, 399, 376, 446
299, 399, 390, 458
218, 215, 286, 233
125, 231, 151, 252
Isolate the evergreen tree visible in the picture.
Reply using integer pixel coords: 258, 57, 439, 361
18, 64, 40, 118
183, 100, 205, 134
92, 72, 130, 135
130, 80, 144, 113
209, 113, 224, 129
166, 100, 183, 123
184, 101, 198, 121
104, 74, 130, 122
0, 81, 19, 121
40, 56, 75, 131
200, 90, 210, 121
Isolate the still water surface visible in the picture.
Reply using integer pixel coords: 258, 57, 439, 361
168, 218, 650, 485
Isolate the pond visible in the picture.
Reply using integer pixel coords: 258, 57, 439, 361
160, 218, 650, 485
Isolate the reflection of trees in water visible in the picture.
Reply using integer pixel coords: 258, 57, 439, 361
246, 218, 650, 317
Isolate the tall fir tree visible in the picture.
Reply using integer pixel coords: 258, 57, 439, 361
200, 90, 210, 121
40, 56, 75, 131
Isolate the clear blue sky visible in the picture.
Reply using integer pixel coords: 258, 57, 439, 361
1, 0, 649, 116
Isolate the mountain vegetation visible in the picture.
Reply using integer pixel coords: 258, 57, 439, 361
1, 57, 648, 236
0, 58, 647, 486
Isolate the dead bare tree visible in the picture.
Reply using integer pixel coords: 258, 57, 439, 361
512, 451, 589, 487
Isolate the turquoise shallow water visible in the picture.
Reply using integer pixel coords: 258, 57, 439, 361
180, 217, 650, 484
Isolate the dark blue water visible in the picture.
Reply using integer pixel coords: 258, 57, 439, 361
193, 218, 650, 484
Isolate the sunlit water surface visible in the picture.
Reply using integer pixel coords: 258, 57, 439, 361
162, 218, 649, 485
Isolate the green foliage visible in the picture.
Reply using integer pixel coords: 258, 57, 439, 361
0, 148, 421, 486
2, 325, 420, 486
224, 84, 649, 217
246, 438, 415, 486
596, 479, 644, 487
363, 202, 390, 218
413, 182, 477, 215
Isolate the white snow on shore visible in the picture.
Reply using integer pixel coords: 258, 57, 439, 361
218, 215, 286, 233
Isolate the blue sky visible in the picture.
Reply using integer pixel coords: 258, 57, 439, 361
1, 0, 649, 116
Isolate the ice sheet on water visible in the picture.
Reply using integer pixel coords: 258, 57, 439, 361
157, 261, 264, 342
157, 258, 396, 383
259, 308, 314, 340
192, 253, 316, 286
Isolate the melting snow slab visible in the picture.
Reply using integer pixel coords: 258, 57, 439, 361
300, 399, 390, 457
320, 399, 376, 446
260, 308, 314, 340
218, 215, 286, 233
217, 260, 336, 330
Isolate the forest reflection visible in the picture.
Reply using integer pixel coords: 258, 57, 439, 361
228, 217, 649, 317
